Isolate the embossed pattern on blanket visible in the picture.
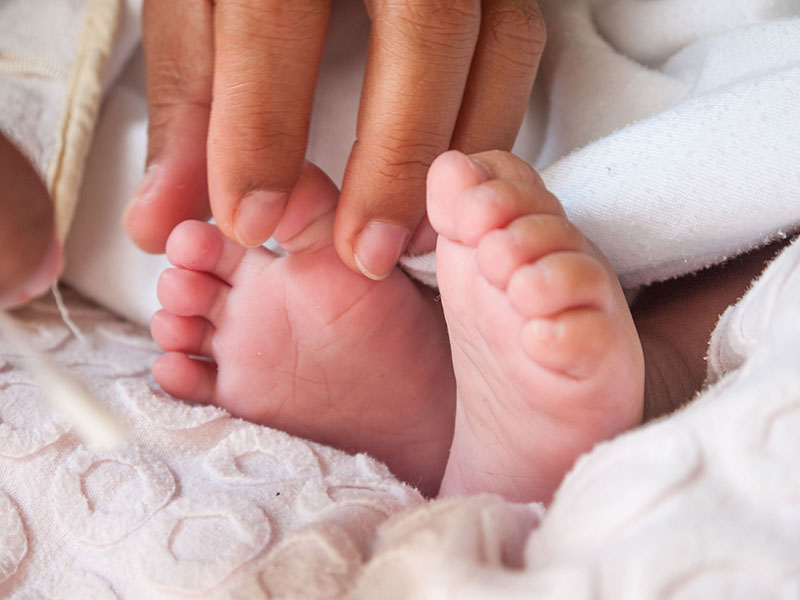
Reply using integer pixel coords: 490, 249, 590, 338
1, 236, 800, 599
0, 293, 425, 599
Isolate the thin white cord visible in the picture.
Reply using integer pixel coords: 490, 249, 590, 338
52, 283, 88, 345
0, 309, 127, 450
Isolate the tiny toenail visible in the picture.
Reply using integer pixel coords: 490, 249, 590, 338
528, 318, 559, 344
354, 221, 410, 281
234, 191, 286, 248
464, 155, 492, 182
471, 184, 499, 206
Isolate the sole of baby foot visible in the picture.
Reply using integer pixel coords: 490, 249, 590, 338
0, 133, 62, 308
428, 150, 644, 503
151, 163, 456, 496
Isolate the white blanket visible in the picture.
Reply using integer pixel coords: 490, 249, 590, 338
534, 0, 800, 287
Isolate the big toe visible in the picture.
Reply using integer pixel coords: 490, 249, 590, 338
428, 150, 559, 248
165, 220, 251, 286
272, 161, 340, 255
427, 150, 491, 241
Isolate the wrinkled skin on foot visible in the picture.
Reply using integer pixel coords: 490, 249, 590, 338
151, 164, 455, 496
428, 150, 644, 503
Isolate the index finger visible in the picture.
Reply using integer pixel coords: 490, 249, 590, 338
208, 0, 331, 247
334, 0, 481, 279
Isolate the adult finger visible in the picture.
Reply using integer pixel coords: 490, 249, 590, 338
334, 0, 482, 280
451, 0, 546, 153
208, 0, 330, 247
126, 0, 214, 253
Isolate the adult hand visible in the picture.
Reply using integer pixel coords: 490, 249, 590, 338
126, 0, 545, 280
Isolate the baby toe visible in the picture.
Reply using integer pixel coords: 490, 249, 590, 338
454, 178, 564, 247
157, 268, 229, 324
153, 352, 217, 404
478, 214, 587, 290
166, 220, 250, 284
521, 308, 614, 380
151, 310, 215, 357
427, 150, 491, 242
506, 252, 613, 319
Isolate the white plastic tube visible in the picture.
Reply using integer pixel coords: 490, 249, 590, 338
0, 310, 127, 449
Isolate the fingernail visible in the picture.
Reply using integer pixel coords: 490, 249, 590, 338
234, 191, 286, 247
354, 221, 410, 281
464, 154, 491, 182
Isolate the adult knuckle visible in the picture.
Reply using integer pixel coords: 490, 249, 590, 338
374, 152, 432, 184
221, 115, 306, 158
379, 0, 481, 35
376, 136, 444, 174
146, 46, 210, 97
224, 0, 326, 33
483, 0, 546, 55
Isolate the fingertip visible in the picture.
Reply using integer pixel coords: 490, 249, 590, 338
353, 221, 411, 280
124, 156, 212, 254
232, 190, 287, 248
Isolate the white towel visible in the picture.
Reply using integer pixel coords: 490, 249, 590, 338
407, 0, 800, 289
533, 0, 800, 288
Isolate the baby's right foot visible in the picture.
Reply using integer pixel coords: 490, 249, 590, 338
429, 151, 644, 503
151, 163, 455, 496
0, 133, 61, 307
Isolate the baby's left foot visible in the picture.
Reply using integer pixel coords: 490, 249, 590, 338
429, 151, 644, 503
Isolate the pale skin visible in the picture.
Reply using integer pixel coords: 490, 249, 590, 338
153, 162, 456, 496
158, 149, 634, 502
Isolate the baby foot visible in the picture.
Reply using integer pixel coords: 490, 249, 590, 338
151, 163, 455, 495
428, 150, 644, 503
0, 133, 62, 308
